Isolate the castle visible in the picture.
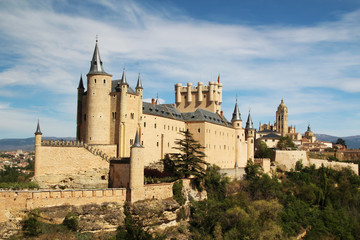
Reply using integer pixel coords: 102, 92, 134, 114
33, 41, 255, 192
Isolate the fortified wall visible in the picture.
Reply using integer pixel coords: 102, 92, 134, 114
0, 188, 126, 223
274, 150, 359, 174
34, 139, 117, 189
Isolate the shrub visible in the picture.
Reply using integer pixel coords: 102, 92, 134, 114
22, 215, 42, 237
173, 180, 186, 205
63, 212, 79, 231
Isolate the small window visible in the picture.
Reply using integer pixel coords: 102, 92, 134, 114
130, 139, 134, 145
237, 135, 239, 139
144, 122, 146, 127
168, 142, 170, 147
154, 123, 157, 128
130, 113, 134, 119
103, 79, 106, 84
156, 142, 159, 147
198, 128, 200, 133
141, 141, 144, 145
237, 123, 239, 127
94, 79, 96, 83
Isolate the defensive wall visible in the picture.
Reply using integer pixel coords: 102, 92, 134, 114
274, 150, 359, 174
34, 140, 117, 189
0, 188, 126, 223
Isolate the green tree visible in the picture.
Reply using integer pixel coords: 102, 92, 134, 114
255, 140, 273, 158
167, 130, 208, 178
336, 138, 347, 147
276, 136, 295, 150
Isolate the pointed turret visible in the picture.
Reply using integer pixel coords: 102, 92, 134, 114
88, 40, 106, 75
35, 120, 42, 135
246, 111, 254, 129
120, 69, 128, 86
132, 130, 143, 148
231, 99, 241, 122
78, 74, 84, 89
136, 73, 143, 89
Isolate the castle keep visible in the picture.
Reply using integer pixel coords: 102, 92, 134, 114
33, 40, 255, 191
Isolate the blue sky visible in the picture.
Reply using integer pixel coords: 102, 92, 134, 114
0, 0, 359, 138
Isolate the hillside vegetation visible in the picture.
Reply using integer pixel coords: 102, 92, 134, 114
189, 162, 360, 239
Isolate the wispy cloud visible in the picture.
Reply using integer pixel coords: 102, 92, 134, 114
0, 0, 359, 137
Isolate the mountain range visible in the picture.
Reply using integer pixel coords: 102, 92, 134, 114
0, 135, 359, 151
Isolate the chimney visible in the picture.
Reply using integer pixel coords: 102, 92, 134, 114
151, 98, 156, 106
220, 111, 223, 117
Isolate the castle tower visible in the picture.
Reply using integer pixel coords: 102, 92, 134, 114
245, 111, 255, 161
135, 73, 143, 139
231, 100, 246, 168
129, 131, 145, 203
175, 78, 223, 113
76, 75, 84, 141
34, 120, 42, 176
85, 40, 112, 144
118, 69, 128, 157
276, 99, 288, 137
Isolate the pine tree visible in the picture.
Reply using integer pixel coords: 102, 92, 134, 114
168, 130, 208, 178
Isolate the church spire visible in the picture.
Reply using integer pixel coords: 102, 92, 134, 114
231, 98, 241, 122
246, 110, 254, 129
136, 73, 143, 89
35, 120, 42, 135
88, 40, 106, 74
307, 123, 312, 132
78, 74, 84, 89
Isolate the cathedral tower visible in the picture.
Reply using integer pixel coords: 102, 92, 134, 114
85, 40, 112, 144
276, 99, 288, 137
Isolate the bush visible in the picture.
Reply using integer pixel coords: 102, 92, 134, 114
173, 180, 186, 205
63, 212, 79, 231
0, 181, 40, 190
22, 215, 42, 237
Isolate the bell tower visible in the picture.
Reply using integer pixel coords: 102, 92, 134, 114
276, 99, 288, 137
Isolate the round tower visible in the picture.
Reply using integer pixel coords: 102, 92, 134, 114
231, 100, 243, 168
129, 131, 145, 203
245, 111, 255, 161
86, 40, 112, 144
118, 69, 128, 157
34, 120, 42, 176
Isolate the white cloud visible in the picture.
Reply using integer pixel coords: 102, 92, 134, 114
0, 0, 359, 137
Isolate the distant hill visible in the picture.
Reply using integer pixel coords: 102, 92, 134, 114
0, 137, 75, 151
315, 134, 360, 149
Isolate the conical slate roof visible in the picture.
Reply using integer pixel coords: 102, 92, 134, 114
132, 130, 142, 148
78, 74, 84, 89
120, 69, 128, 86
136, 73, 143, 89
88, 40, 106, 74
35, 120, 42, 135
246, 111, 254, 129
231, 100, 241, 122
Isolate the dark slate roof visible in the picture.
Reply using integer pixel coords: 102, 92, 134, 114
231, 102, 241, 121
260, 133, 281, 139
136, 74, 143, 89
35, 120, 42, 135
88, 41, 107, 75
142, 102, 183, 120
246, 112, 254, 129
111, 80, 136, 94
258, 129, 276, 133
182, 108, 230, 127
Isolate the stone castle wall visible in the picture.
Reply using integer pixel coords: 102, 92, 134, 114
0, 188, 126, 223
274, 150, 358, 174
34, 142, 111, 188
